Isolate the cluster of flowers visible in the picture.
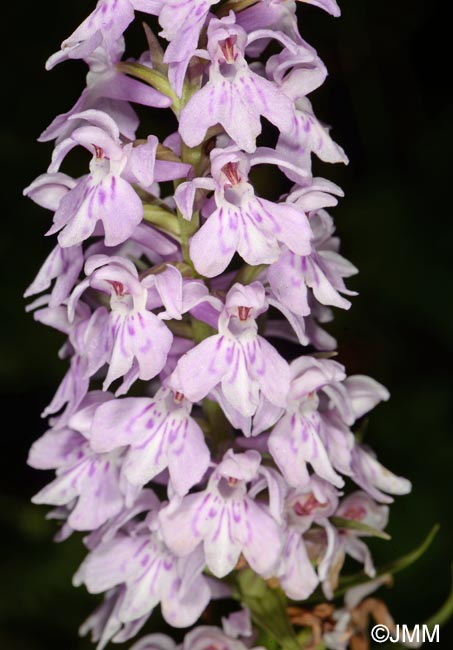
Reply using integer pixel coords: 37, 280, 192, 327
25, 0, 412, 648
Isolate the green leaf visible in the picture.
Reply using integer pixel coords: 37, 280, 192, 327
156, 143, 186, 163
142, 22, 165, 72
116, 62, 179, 110
236, 570, 301, 650
216, 0, 260, 18
330, 517, 391, 540
255, 630, 280, 650
311, 351, 338, 360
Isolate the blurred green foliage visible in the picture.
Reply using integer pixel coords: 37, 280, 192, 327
1, 0, 452, 647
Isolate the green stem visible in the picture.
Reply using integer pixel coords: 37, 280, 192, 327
191, 317, 215, 343
142, 204, 181, 237
234, 263, 267, 285
176, 142, 204, 265
424, 565, 453, 629
165, 320, 193, 339
177, 210, 199, 266
235, 570, 302, 650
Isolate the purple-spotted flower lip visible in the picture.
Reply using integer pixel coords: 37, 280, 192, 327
268, 387, 346, 490
64, 254, 176, 392
178, 13, 301, 153
25, 0, 415, 642
90, 387, 210, 495
175, 145, 318, 226
30, 427, 132, 532
176, 146, 313, 277
167, 280, 291, 415
265, 211, 357, 319
159, 449, 284, 579
44, 109, 189, 249
74, 521, 211, 632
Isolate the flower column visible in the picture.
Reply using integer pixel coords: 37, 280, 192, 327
25, 1, 412, 649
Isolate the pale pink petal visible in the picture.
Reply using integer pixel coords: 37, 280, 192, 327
190, 207, 240, 277
91, 397, 155, 452
344, 375, 390, 419
253, 337, 290, 407
169, 335, 230, 402
167, 417, 210, 495
258, 199, 312, 256
279, 527, 319, 600
159, 492, 211, 556
74, 535, 147, 593
236, 499, 282, 577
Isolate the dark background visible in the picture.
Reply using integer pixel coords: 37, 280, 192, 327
1, 0, 452, 648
